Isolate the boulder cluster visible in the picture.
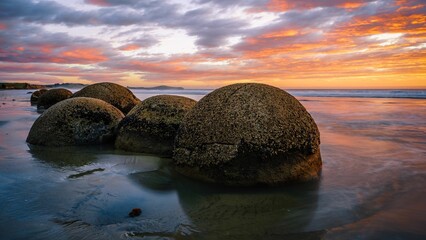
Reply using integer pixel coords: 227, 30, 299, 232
27, 82, 322, 186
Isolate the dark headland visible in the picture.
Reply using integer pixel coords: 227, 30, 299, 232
0, 82, 87, 90
0, 82, 45, 90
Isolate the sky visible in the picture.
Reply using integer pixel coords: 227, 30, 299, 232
0, 0, 425, 89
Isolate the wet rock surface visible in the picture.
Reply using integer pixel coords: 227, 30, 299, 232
27, 97, 124, 146
37, 88, 72, 109
173, 83, 322, 186
30, 89, 48, 104
72, 82, 140, 114
115, 95, 196, 156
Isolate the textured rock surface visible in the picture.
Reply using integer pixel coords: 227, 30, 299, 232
174, 83, 321, 186
30, 89, 48, 104
72, 82, 140, 114
27, 97, 124, 146
37, 88, 72, 109
116, 95, 196, 156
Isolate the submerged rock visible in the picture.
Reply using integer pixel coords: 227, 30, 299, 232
128, 208, 142, 217
37, 88, 72, 109
115, 95, 196, 156
72, 82, 140, 114
30, 89, 48, 104
173, 83, 321, 186
27, 97, 124, 146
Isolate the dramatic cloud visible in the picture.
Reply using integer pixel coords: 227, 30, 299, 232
0, 0, 424, 88
0, 24, 115, 64
0, 0, 246, 48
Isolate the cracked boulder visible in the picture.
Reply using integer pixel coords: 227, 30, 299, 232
115, 95, 196, 156
72, 82, 140, 114
27, 97, 124, 146
37, 88, 72, 110
173, 83, 322, 186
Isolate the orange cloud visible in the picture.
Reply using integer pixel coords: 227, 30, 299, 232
337, 13, 426, 37
59, 48, 107, 63
266, 0, 292, 11
85, 0, 111, 6
119, 44, 141, 51
38, 44, 55, 54
262, 29, 300, 38
265, 0, 366, 11
338, 2, 364, 9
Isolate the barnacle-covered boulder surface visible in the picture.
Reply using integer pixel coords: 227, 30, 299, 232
30, 88, 48, 104
37, 88, 72, 109
115, 95, 196, 156
72, 82, 140, 114
27, 97, 124, 146
174, 83, 322, 186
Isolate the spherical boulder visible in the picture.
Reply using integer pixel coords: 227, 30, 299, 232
30, 89, 48, 104
115, 95, 196, 156
72, 82, 140, 114
27, 97, 124, 146
173, 83, 321, 186
37, 88, 72, 109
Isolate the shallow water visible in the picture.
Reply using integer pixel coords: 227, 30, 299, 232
0, 90, 425, 239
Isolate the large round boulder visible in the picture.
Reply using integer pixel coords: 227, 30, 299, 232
72, 82, 140, 114
37, 88, 72, 109
173, 83, 321, 186
27, 97, 124, 146
30, 89, 48, 104
115, 95, 196, 156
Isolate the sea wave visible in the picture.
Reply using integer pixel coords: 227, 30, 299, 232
286, 89, 426, 99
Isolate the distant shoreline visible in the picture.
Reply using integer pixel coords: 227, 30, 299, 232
0, 82, 45, 90
0, 82, 185, 91
0, 82, 87, 90
1, 82, 424, 93
128, 85, 184, 90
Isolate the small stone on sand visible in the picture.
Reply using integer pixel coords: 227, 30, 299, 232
128, 208, 142, 217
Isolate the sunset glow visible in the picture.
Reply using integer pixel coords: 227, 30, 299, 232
0, 0, 425, 89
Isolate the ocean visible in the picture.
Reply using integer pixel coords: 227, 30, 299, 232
0, 89, 425, 239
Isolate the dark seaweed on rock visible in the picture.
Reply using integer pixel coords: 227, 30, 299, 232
173, 83, 322, 186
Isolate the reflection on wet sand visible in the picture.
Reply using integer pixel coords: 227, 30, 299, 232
28, 145, 102, 167
130, 170, 175, 192
129, 166, 324, 239
175, 178, 323, 239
